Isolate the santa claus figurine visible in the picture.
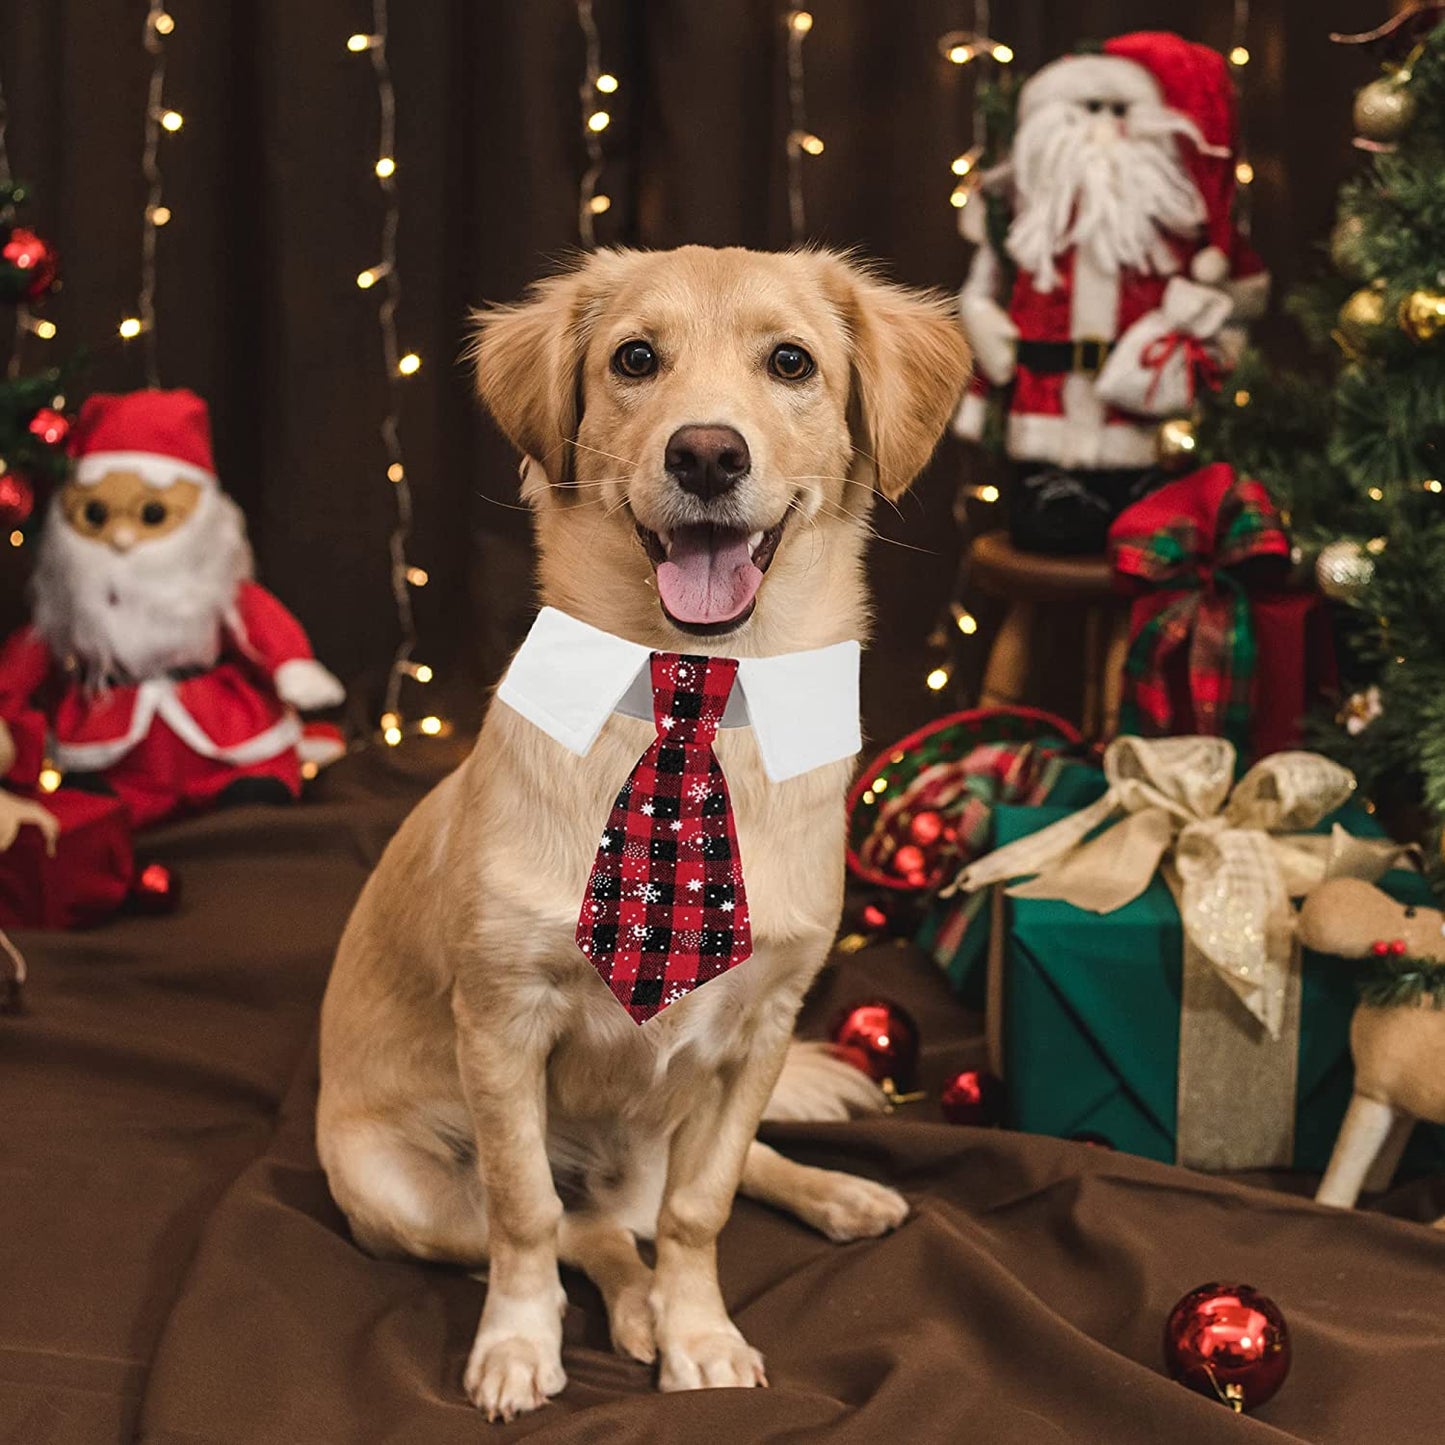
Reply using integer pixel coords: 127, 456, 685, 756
0, 389, 345, 828
954, 31, 1268, 553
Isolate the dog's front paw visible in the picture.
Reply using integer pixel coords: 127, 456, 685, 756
806, 1171, 910, 1242
464, 1332, 566, 1422
607, 1279, 657, 1364
658, 1327, 767, 1392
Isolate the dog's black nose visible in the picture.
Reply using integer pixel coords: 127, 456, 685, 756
664, 425, 751, 500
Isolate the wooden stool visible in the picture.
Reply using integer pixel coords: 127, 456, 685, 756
967, 531, 1131, 741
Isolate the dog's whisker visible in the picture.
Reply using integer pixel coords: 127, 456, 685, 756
571, 439, 644, 470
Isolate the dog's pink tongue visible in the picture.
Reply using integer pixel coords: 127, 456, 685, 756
656, 525, 762, 625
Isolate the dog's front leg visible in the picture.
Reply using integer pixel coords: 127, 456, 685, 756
651, 1008, 794, 1393
453, 985, 567, 1422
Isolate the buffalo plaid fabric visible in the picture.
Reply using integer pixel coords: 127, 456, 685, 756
576, 651, 751, 1025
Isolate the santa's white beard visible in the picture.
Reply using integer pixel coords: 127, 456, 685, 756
1006, 99, 1208, 292
32, 488, 253, 687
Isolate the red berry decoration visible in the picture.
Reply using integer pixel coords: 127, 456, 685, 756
891, 843, 927, 879
829, 999, 920, 1095
860, 902, 889, 933
1, 226, 60, 299
939, 1068, 1004, 1126
908, 810, 944, 846
0, 471, 34, 528
1164, 1283, 1291, 1414
130, 861, 180, 915
27, 407, 69, 447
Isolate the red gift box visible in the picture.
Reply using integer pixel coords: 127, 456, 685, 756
0, 789, 135, 929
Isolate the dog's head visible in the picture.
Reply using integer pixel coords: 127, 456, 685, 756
472, 247, 971, 651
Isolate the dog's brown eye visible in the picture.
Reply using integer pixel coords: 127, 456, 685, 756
769, 344, 814, 381
613, 341, 658, 378
141, 500, 167, 526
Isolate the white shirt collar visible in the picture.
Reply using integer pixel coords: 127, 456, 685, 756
496, 606, 861, 783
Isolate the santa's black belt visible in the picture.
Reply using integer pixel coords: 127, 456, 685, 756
100, 664, 210, 689
1016, 338, 1114, 377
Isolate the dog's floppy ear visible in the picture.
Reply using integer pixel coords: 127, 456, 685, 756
470, 251, 633, 488
820, 254, 972, 501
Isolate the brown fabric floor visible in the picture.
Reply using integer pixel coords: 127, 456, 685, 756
3, 744, 1444, 1445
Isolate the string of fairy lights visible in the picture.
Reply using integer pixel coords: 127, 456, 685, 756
346, 5, 443, 746
0, 78, 59, 377
783, 9, 824, 245
575, 1, 619, 246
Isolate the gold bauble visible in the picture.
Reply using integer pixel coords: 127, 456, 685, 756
1336, 284, 1387, 358
1315, 538, 1375, 601
1329, 213, 1368, 277
1353, 76, 1417, 143
1156, 416, 1199, 470
1400, 288, 1445, 343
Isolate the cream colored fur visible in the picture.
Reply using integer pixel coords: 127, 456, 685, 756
317, 246, 971, 1420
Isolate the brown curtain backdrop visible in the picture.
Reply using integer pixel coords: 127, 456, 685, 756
0, 0, 1377, 744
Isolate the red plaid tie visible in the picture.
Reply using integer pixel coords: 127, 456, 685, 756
576, 651, 752, 1024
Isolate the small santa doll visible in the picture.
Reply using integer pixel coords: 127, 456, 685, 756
0, 389, 344, 828
954, 31, 1268, 553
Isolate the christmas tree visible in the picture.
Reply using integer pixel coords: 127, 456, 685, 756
1200, 15, 1445, 842
0, 178, 72, 544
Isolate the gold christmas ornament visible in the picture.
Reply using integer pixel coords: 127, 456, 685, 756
1315, 538, 1375, 601
1156, 415, 1198, 470
1329, 214, 1368, 277
1336, 284, 1387, 358
1353, 75, 1416, 142
1399, 288, 1445, 343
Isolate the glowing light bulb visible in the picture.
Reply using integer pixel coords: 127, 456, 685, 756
347, 33, 376, 52
588, 193, 612, 215
789, 9, 813, 32
790, 130, 824, 155
375, 156, 396, 178
1229, 45, 1251, 66
419, 715, 443, 736
397, 352, 421, 375
976, 483, 1000, 503
587, 110, 611, 133
596, 72, 619, 93
413, 663, 434, 684
1235, 389, 1251, 407
301, 760, 319, 780
1235, 159, 1255, 186
1368, 487, 1384, 501
152, 11, 175, 34
148, 205, 171, 226
951, 152, 977, 177
861, 790, 875, 805
119, 317, 144, 339
8, 530, 23, 547
356, 263, 392, 289
955, 610, 979, 635
380, 712, 400, 731
947, 43, 975, 64
1425, 479, 1442, 494
992, 43, 1014, 63
383, 726, 402, 747
950, 186, 971, 209
160, 109, 184, 132
387, 462, 405, 483
926, 667, 950, 691
38, 767, 62, 793
32, 318, 56, 340
405, 566, 429, 586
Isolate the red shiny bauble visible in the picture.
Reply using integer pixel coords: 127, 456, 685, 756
1, 226, 60, 298
130, 861, 180, 915
892, 843, 927, 879
908, 810, 944, 846
829, 999, 920, 1093
939, 1068, 1004, 1126
28, 407, 69, 447
0, 471, 34, 528
1164, 1283, 1291, 1413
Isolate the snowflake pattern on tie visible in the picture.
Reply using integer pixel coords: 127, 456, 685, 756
576, 651, 751, 1024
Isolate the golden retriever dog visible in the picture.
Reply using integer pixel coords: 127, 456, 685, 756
317, 246, 971, 1420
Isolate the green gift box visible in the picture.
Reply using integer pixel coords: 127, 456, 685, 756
987, 793, 1445, 1177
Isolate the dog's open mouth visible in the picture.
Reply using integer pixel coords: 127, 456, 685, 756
637, 520, 785, 633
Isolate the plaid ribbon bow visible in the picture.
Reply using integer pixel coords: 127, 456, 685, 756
1109, 463, 1289, 754
576, 651, 751, 1024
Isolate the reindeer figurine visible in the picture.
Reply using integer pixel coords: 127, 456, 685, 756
1298, 877, 1445, 1222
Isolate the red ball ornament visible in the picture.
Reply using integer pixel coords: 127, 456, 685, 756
860, 902, 889, 933
130, 861, 180, 915
1164, 1283, 1291, 1414
939, 1068, 1004, 1126
1, 226, 60, 299
829, 999, 920, 1094
891, 843, 927, 879
0, 471, 34, 528
28, 407, 69, 447
908, 810, 944, 846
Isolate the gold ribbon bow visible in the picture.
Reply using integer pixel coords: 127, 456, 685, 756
952, 736, 1409, 1041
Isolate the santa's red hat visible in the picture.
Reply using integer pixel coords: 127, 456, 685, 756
68, 388, 217, 490
1103, 32, 1239, 267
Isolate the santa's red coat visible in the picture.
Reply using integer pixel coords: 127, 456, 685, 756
0, 581, 313, 827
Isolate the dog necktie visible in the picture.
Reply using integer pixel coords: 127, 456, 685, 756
576, 651, 751, 1024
